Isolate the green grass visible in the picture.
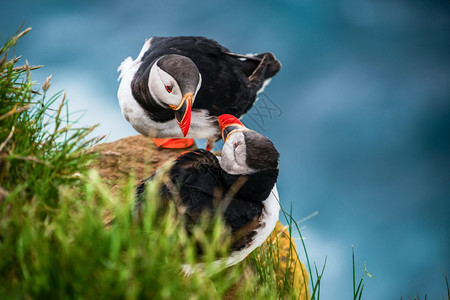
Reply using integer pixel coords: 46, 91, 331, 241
0, 27, 386, 300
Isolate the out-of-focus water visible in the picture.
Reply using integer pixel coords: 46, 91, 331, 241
2, 0, 449, 298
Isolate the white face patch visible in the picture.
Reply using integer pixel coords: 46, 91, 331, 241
148, 61, 183, 107
220, 131, 256, 175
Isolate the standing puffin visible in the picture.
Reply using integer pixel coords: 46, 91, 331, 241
135, 114, 280, 273
117, 36, 281, 149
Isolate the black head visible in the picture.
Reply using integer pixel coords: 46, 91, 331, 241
218, 114, 279, 175
243, 130, 279, 171
156, 54, 200, 95
146, 54, 202, 136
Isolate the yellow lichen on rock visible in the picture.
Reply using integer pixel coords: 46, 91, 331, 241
266, 221, 310, 299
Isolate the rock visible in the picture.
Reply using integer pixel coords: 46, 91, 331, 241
91, 135, 196, 194
90, 135, 309, 298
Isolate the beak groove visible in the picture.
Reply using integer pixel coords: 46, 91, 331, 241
218, 114, 246, 141
172, 94, 193, 137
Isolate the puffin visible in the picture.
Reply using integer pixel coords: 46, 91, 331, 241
117, 36, 281, 150
135, 114, 280, 274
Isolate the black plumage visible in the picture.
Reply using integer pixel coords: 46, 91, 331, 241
131, 36, 281, 126
243, 130, 280, 171
136, 149, 279, 251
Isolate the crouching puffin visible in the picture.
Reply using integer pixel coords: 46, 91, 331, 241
135, 114, 280, 274
117, 36, 281, 150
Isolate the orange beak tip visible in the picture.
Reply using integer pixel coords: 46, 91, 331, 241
178, 98, 192, 137
181, 117, 191, 137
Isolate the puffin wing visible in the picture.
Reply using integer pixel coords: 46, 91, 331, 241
193, 50, 282, 118
134, 149, 221, 222
224, 52, 262, 62
171, 150, 268, 253
136, 149, 272, 253
139, 36, 230, 65
167, 149, 223, 220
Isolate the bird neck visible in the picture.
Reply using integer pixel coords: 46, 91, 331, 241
221, 168, 279, 202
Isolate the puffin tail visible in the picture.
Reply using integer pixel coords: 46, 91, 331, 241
253, 52, 282, 79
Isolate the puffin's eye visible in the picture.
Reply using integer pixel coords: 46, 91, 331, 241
165, 85, 173, 93
234, 142, 238, 149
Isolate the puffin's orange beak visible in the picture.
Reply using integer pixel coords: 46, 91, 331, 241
218, 114, 246, 142
170, 93, 192, 137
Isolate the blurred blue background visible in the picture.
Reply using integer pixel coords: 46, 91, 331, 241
2, 0, 449, 298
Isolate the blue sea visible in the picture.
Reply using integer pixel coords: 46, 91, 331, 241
2, 0, 449, 298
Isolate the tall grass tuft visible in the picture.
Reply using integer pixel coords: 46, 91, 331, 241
249, 204, 315, 299
0, 27, 101, 210
352, 246, 373, 300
